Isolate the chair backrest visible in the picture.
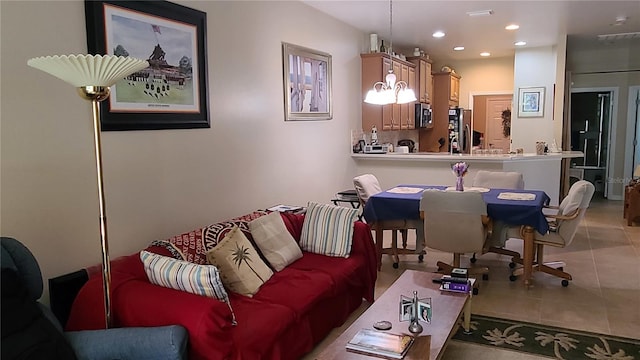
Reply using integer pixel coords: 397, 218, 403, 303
420, 190, 487, 253
1, 236, 43, 302
555, 180, 595, 245
472, 170, 524, 189
353, 174, 382, 205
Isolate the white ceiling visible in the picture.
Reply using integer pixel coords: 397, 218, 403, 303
303, 0, 640, 61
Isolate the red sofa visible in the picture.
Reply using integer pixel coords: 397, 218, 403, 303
66, 212, 377, 360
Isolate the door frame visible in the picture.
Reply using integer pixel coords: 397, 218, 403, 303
468, 90, 514, 148
571, 87, 619, 199
625, 86, 640, 184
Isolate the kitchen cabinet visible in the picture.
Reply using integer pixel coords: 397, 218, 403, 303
418, 71, 461, 152
407, 56, 433, 104
361, 53, 416, 132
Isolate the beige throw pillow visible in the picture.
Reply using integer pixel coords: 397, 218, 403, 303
249, 212, 302, 271
206, 226, 273, 297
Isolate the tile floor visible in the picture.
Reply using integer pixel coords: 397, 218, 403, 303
304, 195, 640, 359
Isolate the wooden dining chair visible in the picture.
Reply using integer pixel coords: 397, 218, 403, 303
420, 190, 490, 285
508, 180, 595, 286
353, 174, 424, 268
470, 170, 525, 265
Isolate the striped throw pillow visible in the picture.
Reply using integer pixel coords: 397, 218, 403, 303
299, 202, 359, 258
140, 250, 237, 324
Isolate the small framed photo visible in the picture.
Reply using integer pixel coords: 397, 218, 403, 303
518, 86, 545, 118
282, 42, 332, 121
399, 295, 413, 322
417, 298, 432, 323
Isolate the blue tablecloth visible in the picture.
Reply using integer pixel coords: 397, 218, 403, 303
363, 185, 551, 234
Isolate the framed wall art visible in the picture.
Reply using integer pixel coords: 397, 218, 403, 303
85, 0, 209, 130
282, 43, 332, 121
517, 86, 545, 118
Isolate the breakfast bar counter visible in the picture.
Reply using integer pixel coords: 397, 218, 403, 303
352, 151, 583, 205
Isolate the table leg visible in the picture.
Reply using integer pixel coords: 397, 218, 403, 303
375, 222, 383, 271
462, 297, 471, 334
522, 226, 535, 287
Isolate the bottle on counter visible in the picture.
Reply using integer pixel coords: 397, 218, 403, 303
379, 40, 386, 54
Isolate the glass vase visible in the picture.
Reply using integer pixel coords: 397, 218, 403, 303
456, 176, 464, 191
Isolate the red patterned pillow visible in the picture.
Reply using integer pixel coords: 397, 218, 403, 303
149, 211, 270, 265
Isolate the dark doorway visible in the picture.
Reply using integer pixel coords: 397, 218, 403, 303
570, 91, 612, 196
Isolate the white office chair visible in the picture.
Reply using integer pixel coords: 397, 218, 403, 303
353, 174, 424, 268
470, 170, 525, 264
420, 190, 490, 287
508, 180, 595, 286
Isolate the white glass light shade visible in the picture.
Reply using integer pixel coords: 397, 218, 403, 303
396, 87, 417, 104
27, 54, 148, 87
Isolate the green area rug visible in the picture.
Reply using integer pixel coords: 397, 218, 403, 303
452, 314, 640, 359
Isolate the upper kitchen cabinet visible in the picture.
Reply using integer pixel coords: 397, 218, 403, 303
418, 71, 462, 152
361, 53, 416, 131
407, 56, 433, 104
433, 71, 461, 104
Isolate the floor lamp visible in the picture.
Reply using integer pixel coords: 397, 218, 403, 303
27, 55, 148, 328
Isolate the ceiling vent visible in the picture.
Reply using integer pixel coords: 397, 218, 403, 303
597, 32, 640, 41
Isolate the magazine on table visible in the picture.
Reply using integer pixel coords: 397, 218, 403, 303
346, 328, 414, 359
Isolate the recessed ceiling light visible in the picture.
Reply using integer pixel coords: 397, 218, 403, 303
505, 24, 520, 30
453, 46, 465, 51
515, 41, 527, 46
480, 52, 491, 57
467, 10, 493, 17
433, 31, 445, 38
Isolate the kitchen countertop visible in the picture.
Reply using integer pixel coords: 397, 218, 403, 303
352, 151, 583, 162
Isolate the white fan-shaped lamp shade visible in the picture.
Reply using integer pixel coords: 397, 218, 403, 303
396, 87, 417, 104
27, 54, 148, 87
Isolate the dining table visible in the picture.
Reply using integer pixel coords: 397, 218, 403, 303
363, 184, 550, 286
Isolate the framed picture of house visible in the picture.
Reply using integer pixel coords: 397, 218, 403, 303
518, 86, 545, 118
282, 43, 332, 121
85, 0, 209, 131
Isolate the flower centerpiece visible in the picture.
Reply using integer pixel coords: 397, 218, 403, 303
451, 162, 469, 191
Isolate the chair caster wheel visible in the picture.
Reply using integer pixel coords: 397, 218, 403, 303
482, 274, 489, 281
470, 257, 477, 264
393, 262, 399, 269
509, 275, 518, 282
509, 262, 516, 269
418, 255, 424, 263
472, 288, 479, 295
561, 279, 569, 287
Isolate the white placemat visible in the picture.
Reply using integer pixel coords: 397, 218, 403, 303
497, 192, 536, 201
444, 187, 490, 193
387, 187, 424, 194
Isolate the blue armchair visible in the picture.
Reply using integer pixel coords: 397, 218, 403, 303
1, 237, 189, 360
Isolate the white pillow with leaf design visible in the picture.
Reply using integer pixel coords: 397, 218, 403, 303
206, 226, 274, 297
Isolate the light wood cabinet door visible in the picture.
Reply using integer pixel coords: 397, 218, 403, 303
425, 62, 433, 104
407, 57, 433, 104
406, 66, 416, 129
450, 75, 460, 102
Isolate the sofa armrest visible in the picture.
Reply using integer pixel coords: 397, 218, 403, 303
65, 325, 188, 360
67, 275, 235, 360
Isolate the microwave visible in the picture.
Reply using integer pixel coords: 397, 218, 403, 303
415, 103, 433, 128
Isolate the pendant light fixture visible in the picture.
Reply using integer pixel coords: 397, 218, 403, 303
364, 0, 417, 105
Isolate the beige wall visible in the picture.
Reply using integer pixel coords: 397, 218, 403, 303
0, 0, 364, 301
